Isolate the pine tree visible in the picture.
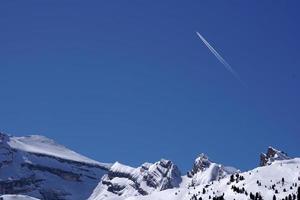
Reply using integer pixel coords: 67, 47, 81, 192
230, 174, 235, 182
255, 192, 259, 199
250, 192, 255, 200
273, 194, 276, 200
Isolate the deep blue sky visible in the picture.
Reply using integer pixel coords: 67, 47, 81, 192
0, 1, 299, 172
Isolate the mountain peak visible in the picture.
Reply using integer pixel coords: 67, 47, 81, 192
187, 153, 212, 178
88, 159, 182, 199
260, 146, 290, 166
187, 153, 238, 187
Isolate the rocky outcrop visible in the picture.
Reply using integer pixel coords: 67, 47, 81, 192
88, 159, 181, 199
187, 153, 238, 187
260, 146, 290, 166
0, 175, 41, 195
187, 153, 211, 178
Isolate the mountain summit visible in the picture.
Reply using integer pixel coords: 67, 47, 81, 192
260, 146, 290, 166
187, 153, 238, 186
88, 159, 181, 200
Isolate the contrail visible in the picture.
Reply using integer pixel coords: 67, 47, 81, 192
196, 32, 245, 85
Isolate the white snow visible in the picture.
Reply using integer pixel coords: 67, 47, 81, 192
0, 195, 40, 200
7, 135, 109, 167
88, 159, 182, 200
110, 162, 136, 175
0, 133, 110, 200
188, 153, 238, 187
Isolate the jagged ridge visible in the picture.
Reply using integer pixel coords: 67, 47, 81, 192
88, 159, 182, 200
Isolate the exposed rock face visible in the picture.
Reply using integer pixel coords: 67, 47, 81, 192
187, 153, 238, 186
260, 146, 290, 166
0, 132, 110, 200
187, 153, 211, 177
88, 159, 182, 200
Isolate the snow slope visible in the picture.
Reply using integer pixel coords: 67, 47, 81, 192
187, 153, 238, 186
0, 132, 110, 200
7, 135, 108, 167
0, 195, 40, 200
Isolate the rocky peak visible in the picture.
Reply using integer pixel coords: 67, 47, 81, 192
187, 153, 238, 186
88, 159, 182, 199
260, 146, 290, 166
187, 153, 212, 177
143, 159, 181, 190
0, 132, 10, 142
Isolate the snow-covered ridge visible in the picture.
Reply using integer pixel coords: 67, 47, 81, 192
110, 162, 136, 176
0, 131, 297, 200
115, 158, 300, 200
88, 146, 296, 200
260, 146, 291, 166
88, 159, 182, 200
187, 153, 238, 186
7, 134, 110, 168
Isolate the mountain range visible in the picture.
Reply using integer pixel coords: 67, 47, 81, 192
0, 132, 298, 200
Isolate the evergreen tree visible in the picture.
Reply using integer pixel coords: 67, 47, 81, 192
230, 174, 235, 182
250, 192, 255, 200
255, 192, 259, 199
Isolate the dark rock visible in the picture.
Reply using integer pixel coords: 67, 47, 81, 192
260, 146, 290, 166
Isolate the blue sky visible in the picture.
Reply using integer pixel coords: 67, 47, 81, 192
0, 1, 299, 172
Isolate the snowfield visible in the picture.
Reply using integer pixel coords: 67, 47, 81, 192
0, 195, 40, 200
7, 135, 109, 167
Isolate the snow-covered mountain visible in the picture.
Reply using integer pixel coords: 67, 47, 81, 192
0, 132, 298, 200
87, 147, 298, 200
115, 158, 300, 200
92, 147, 299, 200
260, 146, 290, 166
187, 153, 238, 187
0, 132, 110, 200
88, 159, 181, 200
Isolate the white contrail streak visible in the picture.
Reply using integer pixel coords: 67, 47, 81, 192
196, 32, 245, 85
